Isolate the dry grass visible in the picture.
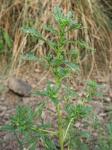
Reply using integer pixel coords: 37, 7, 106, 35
0, 0, 112, 78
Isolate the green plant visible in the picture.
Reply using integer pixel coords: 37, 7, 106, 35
1, 104, 57, 150
1, 6, 98, 150
97, 122, 112, 150
0, 28, 13, 55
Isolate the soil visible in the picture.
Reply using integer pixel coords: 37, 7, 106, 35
0, 70, 112, 150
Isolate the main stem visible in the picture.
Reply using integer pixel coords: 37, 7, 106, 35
56, 103, 64, 150
55, 29, 65, 150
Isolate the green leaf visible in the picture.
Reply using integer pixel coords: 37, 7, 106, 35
69, 22, 81, 30
65, 61, 79, 72
107, 123, 112, 136
34, 103, 45, 118
54, 66, 69, 79
47, 40, 57, 50
53, 6, 81, 30
64, 86, 78, 100
45, 81, 59, 104
21, 52, 38, 61
77, 40, 87, 49
70, 49, 79, 58
22, 27, 43, 39
0, 124, 15, 132
79, 143, 89, 150
0, 40, 4, 51
51, 57, 64, 67
68, 63, 79, 71
43, 24, 58, 35
3, 31, 13, 48
65, 104, 92, 120
77, 40, 96, 52
86, 80, 99, 100
9, 106, 36, 133
80, 131, 91, 139
43, 136, 57, 150
53, 6, 64, 23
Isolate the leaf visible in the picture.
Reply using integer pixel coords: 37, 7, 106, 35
70, 49, 79, 57
0, 124, 15, 132
10, 106, 36, 133
64, 86, 78, 100
80, 131, 91, 139
54, 66, 69, 79
0, 40, 4, 51
77, 40, 96, 52
45, 82, 59, 104
21, 52, 38, 61
86, 80, 99, 100
79, 143, 89, 150
44, 136, 57, 150
77, 40, 87, 49
51, 57, 64, 67
53, 6, 64, 23
34, 103, 45, 118
65, 104, 92, 120
107, 123, 112, 135
65, 61, 80, 72
43, 24, 58, 35
69, 22, 81, 30
66, 11, 73, 19
22, 27, 43, 39
3, 31, 13, 48
47, 40, 57, 50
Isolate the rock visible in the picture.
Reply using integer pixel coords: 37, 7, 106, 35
8, 77, 32, 96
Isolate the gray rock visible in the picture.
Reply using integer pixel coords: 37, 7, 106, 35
8, 77, 32, 96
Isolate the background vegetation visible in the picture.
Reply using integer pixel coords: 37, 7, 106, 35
0, 0, 112, 78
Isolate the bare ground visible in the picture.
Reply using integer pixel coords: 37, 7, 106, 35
0, 70, 112, 150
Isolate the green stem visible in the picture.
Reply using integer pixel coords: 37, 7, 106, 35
63, 118, 74, 141
56, 104, 64, 150
31, 127, 57, 135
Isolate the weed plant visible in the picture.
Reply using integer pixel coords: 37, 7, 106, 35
0, 28, 13, 55
1, 6, 101, 150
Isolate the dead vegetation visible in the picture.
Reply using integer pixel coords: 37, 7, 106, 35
0, 0, 112, 79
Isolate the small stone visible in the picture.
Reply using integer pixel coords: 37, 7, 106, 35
8, 77, 32, 96
105, 97, 111, 102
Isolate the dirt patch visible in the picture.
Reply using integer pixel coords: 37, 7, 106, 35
0, 72, 112, 150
